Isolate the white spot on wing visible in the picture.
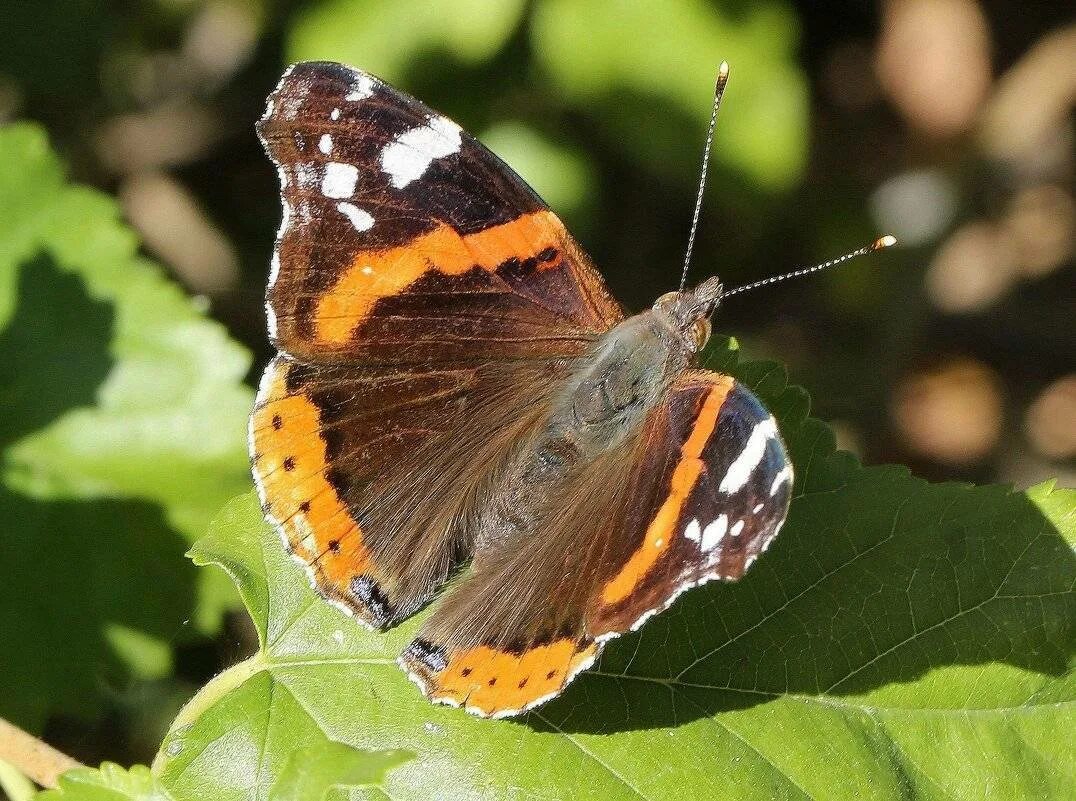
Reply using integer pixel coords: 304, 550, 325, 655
318, 133, 333, 154
295, 163, 317, 188
753, 503, 764, 513
683, 519, 701, 543
321, 161, 358, 199
336, 202, 374, 231
730, 519, 745, 537
346, 74, 375, 101
770, 463, 793, 496
330, 107, 341, 121
279, 95, 303, 119
719, 416, 779, 494
380, 115, 462, 189
701, 515, 727, 552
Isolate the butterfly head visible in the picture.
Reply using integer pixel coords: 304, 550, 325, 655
652, 275, 723, 353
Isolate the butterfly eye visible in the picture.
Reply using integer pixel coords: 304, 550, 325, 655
690, 318, 711, 351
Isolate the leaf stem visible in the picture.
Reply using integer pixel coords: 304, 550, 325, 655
0, 717, 83, 790
151, 655, 265, 773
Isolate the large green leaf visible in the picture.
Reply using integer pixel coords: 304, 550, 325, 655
55, 341, 1074, 799
35, 740, 409, 801
0, 123, 253, 729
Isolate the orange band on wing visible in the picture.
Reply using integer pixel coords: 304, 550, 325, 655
408, 639, 598, 717
316, 210, 565, 343
251, 362, 371, 593
600, 376, 734, 606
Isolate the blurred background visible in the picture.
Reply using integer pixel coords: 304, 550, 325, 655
1, 0, 1072, 774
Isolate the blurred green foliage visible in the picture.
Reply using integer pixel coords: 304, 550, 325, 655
0, 124, 251, 730
290, 0, 807, 190
290, 0, 529, 78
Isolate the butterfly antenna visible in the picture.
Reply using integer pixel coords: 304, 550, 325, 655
679, 62, 730, 292
723, 235, 897, 298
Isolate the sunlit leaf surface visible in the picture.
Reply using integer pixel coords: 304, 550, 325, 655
53, 342, 1071, 800
0, 124, 253, 729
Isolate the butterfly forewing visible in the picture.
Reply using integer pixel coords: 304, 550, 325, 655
257, 61, 622, 364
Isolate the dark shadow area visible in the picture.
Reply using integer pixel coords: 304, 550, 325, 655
533, 475, 1074, 735
527, 347, 1074, 734
0, 490, 199, 731
0, 252, 114, 447
0, 253, 198, 733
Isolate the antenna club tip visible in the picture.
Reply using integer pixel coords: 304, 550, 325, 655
717, 62, 730, 83
872, 234, 897, 250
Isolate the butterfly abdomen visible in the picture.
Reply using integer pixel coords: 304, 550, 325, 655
469, 308, 694, 551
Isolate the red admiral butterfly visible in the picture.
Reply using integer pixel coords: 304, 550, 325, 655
250, 61, 892, 717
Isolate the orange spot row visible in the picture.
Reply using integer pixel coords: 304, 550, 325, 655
251, 362, 371, 593
316, 210, 566, 343
425, 638, 597, 716
599, 376, 734, 606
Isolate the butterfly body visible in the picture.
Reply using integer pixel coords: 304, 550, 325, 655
474, 283, 718, 552
252, 62, 793, 717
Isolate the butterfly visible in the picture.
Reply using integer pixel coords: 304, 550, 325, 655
251, 61, 815, 718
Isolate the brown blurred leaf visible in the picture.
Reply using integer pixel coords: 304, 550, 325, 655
891, 357, 1004, 464
876, 0, 992, 137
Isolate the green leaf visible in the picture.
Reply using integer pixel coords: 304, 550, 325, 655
288, 0, 527, 81
34, 763, 167, 801
139, 342, 1073, 799
157, 669, 410, 801
269, 742, 413, 801
0, 123, 253, 728
531, 0, 809, 191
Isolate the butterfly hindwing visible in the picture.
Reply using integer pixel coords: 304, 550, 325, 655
257, 61, 623, 364
400, 371, 792, 716
589, 371, 793, 637
251, 355, 572, 628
